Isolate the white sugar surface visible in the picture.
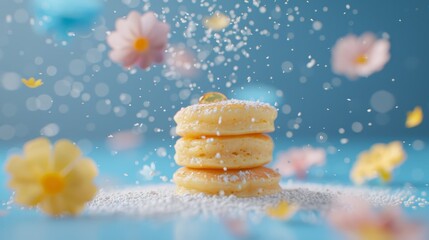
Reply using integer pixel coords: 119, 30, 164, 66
179, 99, 277, 116
87, 182, 419, 219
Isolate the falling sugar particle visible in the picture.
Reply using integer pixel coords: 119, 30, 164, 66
312, 21, 322, 31
306, 59, 316, 68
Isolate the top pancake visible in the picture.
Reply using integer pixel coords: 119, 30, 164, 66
174, 99, 277, 137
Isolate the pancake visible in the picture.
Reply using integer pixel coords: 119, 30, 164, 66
173, 167, 281, 197
174, 134, 273, 169
174, 99, 277, 137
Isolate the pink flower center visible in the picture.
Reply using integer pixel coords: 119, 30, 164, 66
355, 54, 368, 65
134, 38, 150, 52
40, 172, 65, 194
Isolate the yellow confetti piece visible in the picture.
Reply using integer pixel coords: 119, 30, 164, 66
203, 12, 230, 31
22, 77, 43, 88
266, 201, 298, 220
199, 92, 227, 104
405, 106, 423, 128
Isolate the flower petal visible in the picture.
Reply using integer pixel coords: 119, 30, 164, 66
5, 155, 25, 176
406, 106, 423, 128
23, 137, 51, 161
126, 11, 143, 37
65, 158, 98, 185
367, 39, 390, 71
109, 50, 140, 68
63, 182, 97, 203
39, 195, 84, 216
331, 35, 362, 79
107, 31, 131, 49
359, 32, 377, 51
140, 12, 158, 36
152, 50, 164, 63
14, 183, 43, 207
148, 22, 169, 48
109, 48, 132, 62
115, 16, 138, 40
6, 155, 47, 182
137, 55, 151, 69
53, 139, 81, 172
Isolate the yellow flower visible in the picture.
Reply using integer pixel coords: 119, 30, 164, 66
22, 77, 43, 88
350, 141, 406, 185
266, 201, 299, 220
359, 225, 392, 240
203, 12, 230, 31
405, 106, 423, 128
5, 138, 98, 216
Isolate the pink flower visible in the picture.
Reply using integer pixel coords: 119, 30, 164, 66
328, 197, 425, 240
107, 130, 142, 151
331, 32, 390, 79
165, 45, 198, 78
274, 147, 326, 179
107, 11, 170, 69
223, 218, 249, 238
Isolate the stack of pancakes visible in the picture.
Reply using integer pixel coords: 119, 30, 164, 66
173, 93, 281, 197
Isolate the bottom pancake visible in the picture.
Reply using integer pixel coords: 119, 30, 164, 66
173, 167, 281, 197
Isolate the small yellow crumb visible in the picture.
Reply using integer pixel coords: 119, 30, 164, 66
22, 77, 43, 88
266, 201, 298, 220
203, 13, 230, 31
405, 106, 423, 128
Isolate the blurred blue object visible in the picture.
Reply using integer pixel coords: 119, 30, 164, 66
32, 0, 102, 38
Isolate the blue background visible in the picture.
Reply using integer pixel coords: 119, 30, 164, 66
0, 0, 428, 144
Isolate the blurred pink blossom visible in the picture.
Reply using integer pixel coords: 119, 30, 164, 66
274, 147, 326, 179
165, 45, 198, 78
107, 130, 142, 151
328, 197, 425, 240
223, 218, 248, 238
107, 11, 170, 69
331, 32, 390, 79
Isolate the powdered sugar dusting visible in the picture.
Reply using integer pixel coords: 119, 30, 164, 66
218, 170, 251, 183
86, 182, 419, 219
182, 99, 276, 113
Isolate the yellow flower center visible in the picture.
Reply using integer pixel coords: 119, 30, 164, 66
41, 172, 65, 194
355, 54, 368, 65
134, 38, 150, 52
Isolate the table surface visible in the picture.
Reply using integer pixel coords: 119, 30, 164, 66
1, 138, 428, 240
